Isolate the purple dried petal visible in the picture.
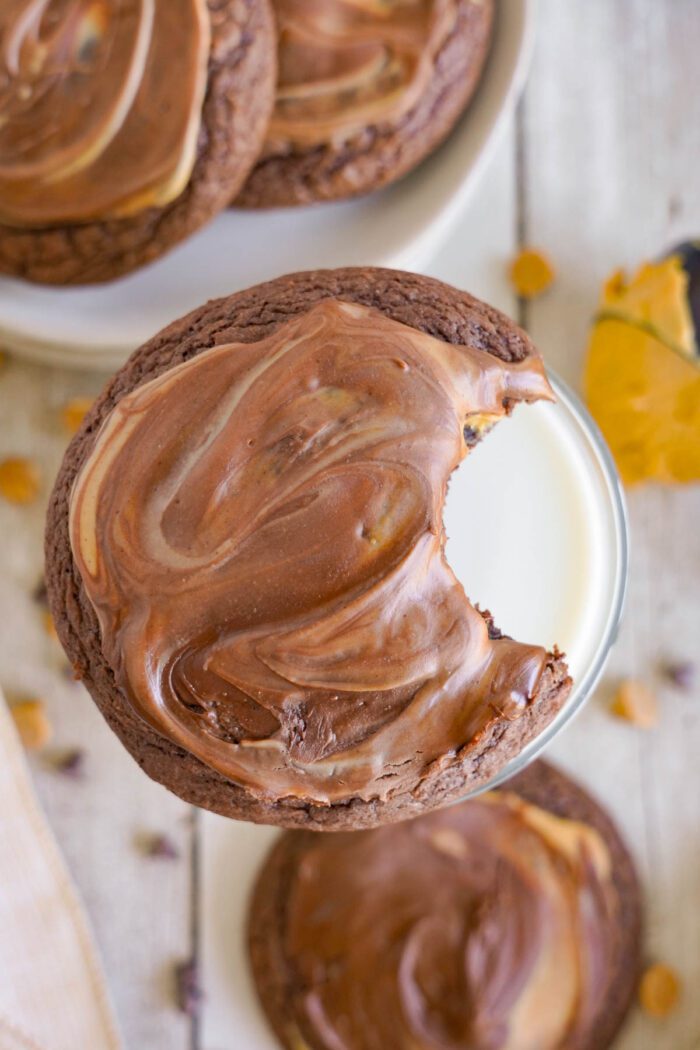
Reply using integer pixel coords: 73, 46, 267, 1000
52, 748, 85, 778
175, 960, 203, 1015
144, 833, 180, 860
663, 661, 696, 691
32, 578, 48, 606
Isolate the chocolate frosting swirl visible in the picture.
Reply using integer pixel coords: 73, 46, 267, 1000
280, 791, 617, 1050
69, 300, 554, 805
0, 0, 209, 227
266, 0, 456, 150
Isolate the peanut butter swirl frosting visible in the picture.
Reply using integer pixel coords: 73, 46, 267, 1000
69, 300, 554, 805
0, 0, 210, 227
272, 791, 618, 1050
267, 0, 456, 150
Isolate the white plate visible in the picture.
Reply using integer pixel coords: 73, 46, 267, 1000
199, 375, 628, 1049
0, 0, 536, 370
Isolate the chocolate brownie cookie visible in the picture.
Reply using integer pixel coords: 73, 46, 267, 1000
236, 0, 494, 207
249, 760, 643, 1050
46, 267, 571, 830
0, 0, 276, 285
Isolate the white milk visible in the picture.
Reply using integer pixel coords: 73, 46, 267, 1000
444, 373, 627, 784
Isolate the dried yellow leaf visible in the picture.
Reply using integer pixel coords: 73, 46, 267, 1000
509, 248, 556, 299
639, 963, 681, 1018
11, 700, 52, 750
585, 257, 700, 485
611, 679, 658, 728
61, 396, 93, 435
0, 457, 41, 504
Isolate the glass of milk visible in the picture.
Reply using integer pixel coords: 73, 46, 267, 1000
443, 371, 629, 790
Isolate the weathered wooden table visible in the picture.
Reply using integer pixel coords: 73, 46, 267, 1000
1, 3, 698, 1048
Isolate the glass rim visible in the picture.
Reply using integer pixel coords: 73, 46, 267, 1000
466, 368, 630, 796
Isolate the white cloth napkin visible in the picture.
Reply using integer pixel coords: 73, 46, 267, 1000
0, 689, 123, 1050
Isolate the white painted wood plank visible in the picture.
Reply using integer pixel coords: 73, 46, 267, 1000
0, 358, 193, 1050
523, 3, 700, 1048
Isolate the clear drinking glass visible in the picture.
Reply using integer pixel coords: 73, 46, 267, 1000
443, 369, 629, 794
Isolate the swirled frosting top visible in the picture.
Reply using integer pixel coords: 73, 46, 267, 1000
69, 300, 554, 805
0, 0, 210, 227
278, 790, 617, 1050
266, 0, 456, 150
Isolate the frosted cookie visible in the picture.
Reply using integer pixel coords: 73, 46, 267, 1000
0, 0, 276, 284
249, 760, 642, 1050
237, 0, 493, 207
46, 267, 570, 829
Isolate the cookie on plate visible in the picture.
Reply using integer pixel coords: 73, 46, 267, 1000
249, 760, 643, 1050
0, 0, 276, 285
46, 267, 571, 830
236, 0, 494, 207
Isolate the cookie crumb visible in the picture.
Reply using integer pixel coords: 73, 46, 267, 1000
509, 248, 556, 299
174, 959, 203, 1015
0, 457, 41, 505
611, 679, 658, 728
61, 397, 94, 435
639, 962, 681, 1017
11, 700, 52, 750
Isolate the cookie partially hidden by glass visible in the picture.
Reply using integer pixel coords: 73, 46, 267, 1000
249, 760, 642, 1050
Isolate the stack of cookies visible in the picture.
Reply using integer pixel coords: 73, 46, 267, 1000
0, 0, 494, 284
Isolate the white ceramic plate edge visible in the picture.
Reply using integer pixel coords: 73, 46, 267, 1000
388, 0, 537, 271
